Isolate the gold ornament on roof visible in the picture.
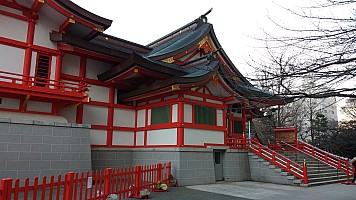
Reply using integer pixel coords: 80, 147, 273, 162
162, 57, 175, 63
198, 36, 214, 49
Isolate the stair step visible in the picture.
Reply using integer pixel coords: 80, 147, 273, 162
308, 172, 346, 178
300, 178, 347, 187
308, 175, 347, 183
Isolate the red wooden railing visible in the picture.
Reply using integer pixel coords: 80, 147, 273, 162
0, 70, 87, 93
294, 141, 354, 178
227, 138, 308, 184
0, 162, 171, 200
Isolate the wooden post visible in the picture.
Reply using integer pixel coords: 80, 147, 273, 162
157, 164, 162, 182
134, 166, 142, 198
177, 100, 184, 147
303, 160, 308, 184
0, 178, 13, 200
63, 172, 74, 200
104, 168, 112, 197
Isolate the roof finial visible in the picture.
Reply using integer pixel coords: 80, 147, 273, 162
203, 8, 213, 17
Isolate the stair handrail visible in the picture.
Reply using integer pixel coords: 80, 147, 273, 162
296, 140, 353, 175
247, 139, 308, 184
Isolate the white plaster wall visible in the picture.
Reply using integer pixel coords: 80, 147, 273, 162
206, 99, 223, 105
30, 52, 37, 77
90, 130, 107, 145
89, 85, 109, 102
172, 104, 178, 123
0, 97, 20, 110
147, 109, 151, 125
49, 56, 56, 88
184, 104, 192, 123
217, 109, 223, 126
164, 95, 178, 100
0, 111, 67, 122
147, 129, 177, 145
136, 131, 144, 146
0, 14, 27, 42
112, 131, 134, 145
149, 99, 160, 104
33, 16, 57, 49
86, 59, 111, 79
27, 101, 52, 113
184, 128, 224, 145
137, 109, 146, 127
184, 95, 203, 101
0, 45, 25, 75
58, 106, 77, 123
82, 105, 108, 125
114, 108, 135, 127
62, 54, 80, 76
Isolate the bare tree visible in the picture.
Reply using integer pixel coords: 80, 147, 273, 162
249, 0, 356, 100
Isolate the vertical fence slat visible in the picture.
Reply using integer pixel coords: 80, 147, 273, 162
14, 179, 20, 200
0, 178, 12, 200
41, 176, 46, 200
55, 175, 61, 200
48, 176, 54, 200
24, 178, 29, 200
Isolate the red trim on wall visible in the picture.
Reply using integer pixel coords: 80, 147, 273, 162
61, 73, 109, 87
106, 86, 115, 147
144, 108, 148, 147
0, 10, 32, 22
0, 36, 61, 55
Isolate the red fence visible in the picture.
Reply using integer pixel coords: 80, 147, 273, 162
0, 70, 87, 93
295, 141, 354, 177
0, 162, 171, 200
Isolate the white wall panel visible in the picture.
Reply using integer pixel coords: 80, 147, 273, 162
147, 109, 151, 125
206, 99, 223, 105
59, 106, 77, 123
0, 14, 27, 42
147, 129, 177, 145
34, 16, 57, 49
184, 128, 224, 145
83, 105, 108, 125
30, 52, 37, 77
184, 104, 192, 123
0, 45, 25, 75
62, 54, 80, 76
112, 131, 134, 146
0, 97, 20, 110
172, 104, 178, 123
164, 95, 178, 100
137, 109, 146, 127
90, 130, 107, 145
86, 59, 111, 79
217, 109, 223, 126
27, 101, 52, 113
89, 85, 109, 102
184, 95, 203, 101
136, 131, 144, 146
114, 108, 135, 127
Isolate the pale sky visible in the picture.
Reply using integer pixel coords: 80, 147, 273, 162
71, 0, 302, 76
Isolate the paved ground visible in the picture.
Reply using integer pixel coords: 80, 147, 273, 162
130, 181, 356, 200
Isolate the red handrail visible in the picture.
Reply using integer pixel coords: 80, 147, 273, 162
0, 70, 87, 93
296, 141, 353, 176
227, 138, 308, 184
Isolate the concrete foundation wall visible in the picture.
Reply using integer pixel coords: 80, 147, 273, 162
223, 149, 251, 182
0, 118, 92, 182
249, 152, 295, 185
91, 148, 252, 186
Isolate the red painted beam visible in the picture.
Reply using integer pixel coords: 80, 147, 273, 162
59, 17, 75, 33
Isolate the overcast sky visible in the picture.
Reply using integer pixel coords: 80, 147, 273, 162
71, 0, 307, 76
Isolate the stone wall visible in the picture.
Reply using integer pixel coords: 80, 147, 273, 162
0, 118, 92, 182
223, 149, 251, 182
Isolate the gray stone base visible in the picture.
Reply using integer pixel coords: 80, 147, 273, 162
91, 147, 253, 186
0, 118, 92, 183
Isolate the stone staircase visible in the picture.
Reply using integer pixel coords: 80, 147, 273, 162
279, 151, 347, 187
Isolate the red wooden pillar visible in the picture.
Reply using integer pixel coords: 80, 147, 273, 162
242, 105, 246, 139
76, 56, 86, 124
23, 20, 36, 84
223, 105, 227, 145
54, 54, 62, 89
107, 86, 115, 147
177, 100, 184, 147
